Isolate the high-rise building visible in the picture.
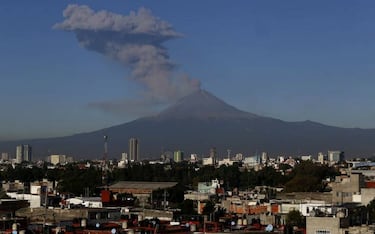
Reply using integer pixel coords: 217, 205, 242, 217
173, 150, 184, 162
23, 144, 32, 162
16, 145, 23, 163
261, 152, 269, 164
328, 151, 344, 163
129, 138, 140, 162
15, 144, 32, 163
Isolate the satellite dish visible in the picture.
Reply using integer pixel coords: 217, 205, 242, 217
265, 224, 273, 232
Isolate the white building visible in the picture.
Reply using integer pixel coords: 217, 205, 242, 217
261, 152, 269, 164
218, 158, 234, 166
317, 152, 325, 164
190, 154, 198, 163
121, 152, 128, 161
243, 156, 260, 168
6, 192, 41, 208
50, 154, 67, 165
66, 197, 103, 208
202, 157, 215, 166
301, 155, 312, 161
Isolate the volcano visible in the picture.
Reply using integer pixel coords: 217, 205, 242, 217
1, 89, 375, 159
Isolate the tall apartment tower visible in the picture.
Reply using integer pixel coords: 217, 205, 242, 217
174, 150, 184, 162
129, 138, 140, 162
23, 144, 32, 162
15, 144, 32, 163
16, 145, 23, 164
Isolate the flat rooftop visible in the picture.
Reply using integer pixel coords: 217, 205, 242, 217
107, 181, 178, 193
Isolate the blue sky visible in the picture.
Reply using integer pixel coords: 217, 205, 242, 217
1, 1, 375, 140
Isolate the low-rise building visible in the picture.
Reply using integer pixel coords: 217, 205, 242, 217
307, 215, 349, 234
331, 172, 365, 205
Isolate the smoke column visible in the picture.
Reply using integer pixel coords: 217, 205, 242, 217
54, 5, 200, 115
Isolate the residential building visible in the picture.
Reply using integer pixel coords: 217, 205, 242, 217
218, 158, 234, 166
50, 154, 67, 165
243, 155, 260, 168
328, 151, 344, 164
23, 145, 32, 162
15, 144, 32, 163
306, 215, 349, 234
202, 157, 215, 166
197, 179, 221, 194
189, 154, 198, 163
15, 145, 23, 163
121, 152, 128, 161
301, 155, 312, 161
331, 172, 364, 205
261, 152, 269, 164
1, 152, 9, 161
317, 152, 326, 164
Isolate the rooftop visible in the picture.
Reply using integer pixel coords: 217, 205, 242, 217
107, 181, 178, 191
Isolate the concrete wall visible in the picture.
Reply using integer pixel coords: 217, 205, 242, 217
360, 188, 375, 206
331, 173, 364, 205
306, 216, 348, 234
6, 192, 41, 208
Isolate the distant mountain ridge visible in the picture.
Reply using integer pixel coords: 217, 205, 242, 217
0, 89, 374, 159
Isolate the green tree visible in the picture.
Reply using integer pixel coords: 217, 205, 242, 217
285, 161, 338, 192
56, 166, 101, 196
179, 199, 196, 215
202, 200, 215, 216
367, 199, 375, 224
286, 210, 305, 227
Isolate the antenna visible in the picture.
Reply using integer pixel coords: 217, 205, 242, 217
104, 135, 108, 161
227, 149, 231, 160
102, 135, 109, 187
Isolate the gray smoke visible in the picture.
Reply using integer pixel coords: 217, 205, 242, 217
54, 5, 200, 115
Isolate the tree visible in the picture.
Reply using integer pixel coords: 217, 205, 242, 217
285, 161, 338, 192
56, 166, 101, 196
286, 210, 305, 228
202, 200, 215, 216
367, 199, 375, 224
179, 199, 196, 215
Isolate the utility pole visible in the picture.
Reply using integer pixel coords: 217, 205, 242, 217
43, 185, 48, 234
163, 189, 167, 210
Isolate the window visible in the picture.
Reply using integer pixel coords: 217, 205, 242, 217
316, 230, 330, 234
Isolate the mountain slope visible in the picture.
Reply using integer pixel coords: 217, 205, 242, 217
155, 89, 258, 120
0, 89, 374, 159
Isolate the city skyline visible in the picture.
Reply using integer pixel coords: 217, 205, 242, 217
2, 1, 375, 140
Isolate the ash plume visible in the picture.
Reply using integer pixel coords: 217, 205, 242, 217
54, 5, 200, 115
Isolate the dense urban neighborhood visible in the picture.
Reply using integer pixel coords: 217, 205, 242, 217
1, 145, 375, 234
